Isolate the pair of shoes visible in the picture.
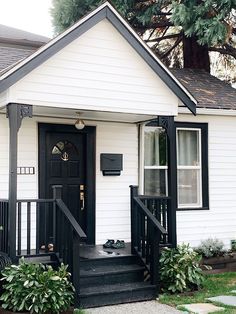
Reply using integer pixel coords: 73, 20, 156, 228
40, 243, 54, 252
103, 239, 125, 249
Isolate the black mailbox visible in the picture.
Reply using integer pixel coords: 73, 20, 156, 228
100, 154, 123, 176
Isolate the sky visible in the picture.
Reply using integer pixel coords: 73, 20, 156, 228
0, 0, 53, 38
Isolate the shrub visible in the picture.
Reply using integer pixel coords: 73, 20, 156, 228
0, 258, 74, 313
160, 244, 204, 293
196, 238, 225, 258
231, 240, 236, 252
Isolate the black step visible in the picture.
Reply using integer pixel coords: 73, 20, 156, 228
79, 282, 157, 308
80, 255, 139, 268
80, 264, 145, 287
23, 253, 61, 269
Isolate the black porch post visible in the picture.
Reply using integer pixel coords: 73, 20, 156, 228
158, 116, 177, 247
7, 103, 32, 261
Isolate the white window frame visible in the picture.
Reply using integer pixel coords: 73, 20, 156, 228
176, 127, 202, 208
140, 125, 168, 195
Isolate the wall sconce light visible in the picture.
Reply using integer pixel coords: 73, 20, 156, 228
75, 112, 85, 130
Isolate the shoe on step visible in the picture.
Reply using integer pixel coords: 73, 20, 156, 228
112, 240, 125, 249
103, 239, 115, 248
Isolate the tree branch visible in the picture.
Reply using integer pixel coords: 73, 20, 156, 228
209, 44, 236, 59
145, 33, 180, 43
160, 35, 183, 59
136, 21, 174, 32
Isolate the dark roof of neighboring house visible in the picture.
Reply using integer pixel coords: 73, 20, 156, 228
172, 68, 236, 110
0, 46, 33, 72
0, 24, 50, 48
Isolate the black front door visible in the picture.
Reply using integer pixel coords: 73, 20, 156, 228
46, 132, 86, 228
39, 123, 96, 244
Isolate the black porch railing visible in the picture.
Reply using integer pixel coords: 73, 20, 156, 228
0, 187, 86, 305
130, 186, 170, 290
0, 199, 9, 254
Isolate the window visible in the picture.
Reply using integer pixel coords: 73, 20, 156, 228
52, 140, 78, 161
142, 122, 209, 210
177, 128, 202, 208
176, 123, 208, 210
143, 127, 168, 196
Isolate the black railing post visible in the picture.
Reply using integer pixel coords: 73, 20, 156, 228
158, 116, 177, 248
52, 185, 63, 252
52, 185, 63, 200
73, 232, 80, 307
130, 185, 138, 254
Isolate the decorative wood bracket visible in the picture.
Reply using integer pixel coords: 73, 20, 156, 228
7, 104, 32, 132
157, 116, 174, 139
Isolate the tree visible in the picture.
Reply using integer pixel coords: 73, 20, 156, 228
51, 0, 236, 79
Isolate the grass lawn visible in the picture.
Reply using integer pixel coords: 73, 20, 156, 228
159, 272, 236, 314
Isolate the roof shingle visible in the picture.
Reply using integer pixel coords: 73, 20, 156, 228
172, 68, 236, 110
0, 46, 33, 72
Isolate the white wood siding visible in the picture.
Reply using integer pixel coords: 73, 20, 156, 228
0, 114, 138, 246
8, 19, 178, 116
176, 114, 236, 248
0, 91, 8, 109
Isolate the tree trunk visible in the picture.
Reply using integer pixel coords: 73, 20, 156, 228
183, 35, 210, 72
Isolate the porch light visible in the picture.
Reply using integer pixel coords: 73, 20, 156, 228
75, 112, 85, 130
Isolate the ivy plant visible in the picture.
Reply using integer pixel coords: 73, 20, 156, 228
0, 258, 74, 313
160, 244, 204, 293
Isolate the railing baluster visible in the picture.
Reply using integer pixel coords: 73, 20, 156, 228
141, 213, 145, 258
27, 202, 31, 255
137, 211, 141, 253
17, 202, 22, 256
146, 218, 150, 265
36, 202, 40, 254
162, 199, 167, 244
0, 201, 8, 253
44, 202, 49, 253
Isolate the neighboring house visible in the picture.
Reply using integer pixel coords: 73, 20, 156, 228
0, 1, 236, 307
0, 24, 49, 72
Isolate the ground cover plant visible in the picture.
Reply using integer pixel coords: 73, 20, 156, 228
196, 238, 226, 258
0, 258, 74, 313
159, 272, 236, 314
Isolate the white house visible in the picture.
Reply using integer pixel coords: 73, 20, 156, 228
0, 1, 236, 307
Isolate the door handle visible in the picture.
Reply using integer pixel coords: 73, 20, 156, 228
80, 184, 85, 211
80, 192, 85, 211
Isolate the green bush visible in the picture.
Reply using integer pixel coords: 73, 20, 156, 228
0, 258, 74, 313
160, 244, 204, 293
196, 238, 225, 258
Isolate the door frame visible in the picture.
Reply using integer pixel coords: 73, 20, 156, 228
38, 123, 96, 245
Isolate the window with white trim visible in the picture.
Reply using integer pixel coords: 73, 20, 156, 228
142, 122, 209, 210
143, 127, 168, 196
177, 128, 202, 208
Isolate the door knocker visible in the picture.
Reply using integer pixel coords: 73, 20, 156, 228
61, 152, 69, 161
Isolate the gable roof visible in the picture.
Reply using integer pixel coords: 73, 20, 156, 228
172, 69, 236, 110
0, 2, 197, 115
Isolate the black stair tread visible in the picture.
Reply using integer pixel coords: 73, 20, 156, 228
80, 263, 144, 277
159, 243, 172, 247
80, 281, 155, 297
